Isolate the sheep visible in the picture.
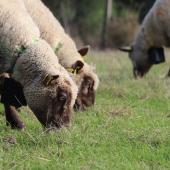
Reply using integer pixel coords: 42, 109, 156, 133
119, 0, 170, 78
0, 0, 78, 129
0, 73, 27, 129
23, 0, 99, 110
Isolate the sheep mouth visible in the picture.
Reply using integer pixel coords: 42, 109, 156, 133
74, 76, 95, 111
74, 92, 95, 111
48, 89, 71, 128
45, 114, 70, 129
133, 65, 151, 78
36, 107, 71, 129
33, 89, 71, 129
133, 69, 145, 78
133, 63, 153, 78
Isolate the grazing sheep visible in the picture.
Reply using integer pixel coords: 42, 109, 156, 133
120, 0, 170, 78
0, 0, 78, 129
23, 0, 99, 110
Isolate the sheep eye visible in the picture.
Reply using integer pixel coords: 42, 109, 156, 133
58, 91, 67, 101
86, 80, 91, 85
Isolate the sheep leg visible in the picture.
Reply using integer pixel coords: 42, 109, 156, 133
166, 69, 170, 77
4, 104, 25, 129
0, 73, 25, 129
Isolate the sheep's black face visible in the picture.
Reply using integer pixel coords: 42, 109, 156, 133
120, 46, 165, 78
24, 76, 72, 129
120, 46, 159, 78
129, 48, 153, 78
74, 76, 95, 111
132, 63, 152, 78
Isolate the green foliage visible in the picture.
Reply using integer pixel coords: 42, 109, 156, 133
1, 51, 170, 169
74, 0, 104, 42
42, 0, 156, 47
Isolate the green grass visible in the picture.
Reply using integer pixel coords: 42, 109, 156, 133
1, 50, 170, 170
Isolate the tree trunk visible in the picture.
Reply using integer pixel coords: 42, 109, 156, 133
100, 0, 112, 49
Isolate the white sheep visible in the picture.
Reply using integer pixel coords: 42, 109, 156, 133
0, 0, 78, 129
23, 0, 99, 110
120, 0, 169, 78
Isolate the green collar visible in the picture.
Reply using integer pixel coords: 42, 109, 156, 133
8, 38, 40, 73
54, 42, 63, 54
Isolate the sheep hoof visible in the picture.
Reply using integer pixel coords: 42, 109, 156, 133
6, 120, 25, 130
165, 69, 170, 78
5, 105, 25, 130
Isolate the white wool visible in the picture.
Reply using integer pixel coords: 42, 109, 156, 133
13, 40, 78, 107
23, 0, 99, 91
0, 0, 40, 73
23, 0, 83, 68
0, 0, 78, 109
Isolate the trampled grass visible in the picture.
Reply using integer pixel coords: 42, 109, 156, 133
1, 50, 170, 170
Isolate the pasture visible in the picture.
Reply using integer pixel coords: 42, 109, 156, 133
1, 50, 170, 170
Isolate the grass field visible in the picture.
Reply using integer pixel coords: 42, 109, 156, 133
1, 50, 170, 170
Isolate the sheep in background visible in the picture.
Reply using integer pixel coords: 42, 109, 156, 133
23, 0, 99, 110
120, 0, 170, 78
0, 0, 78, 129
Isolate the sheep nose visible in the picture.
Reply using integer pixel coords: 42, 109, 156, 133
58, 91, 67, 101
133, 68, 144, 78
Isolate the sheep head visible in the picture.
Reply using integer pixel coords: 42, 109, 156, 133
65, 45, 98, 111
73, 64, 99, 111
12, 40, 78, 129
119, 46, 165, 78
23, 73, 74, 129
74, 75, 96, 111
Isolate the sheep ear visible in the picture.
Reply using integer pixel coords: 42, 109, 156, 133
71, 60, 84, 74
119, 46, 133, 53
42, 74, 59, 86
148, 47, 165, 64
78, 45, 90, 57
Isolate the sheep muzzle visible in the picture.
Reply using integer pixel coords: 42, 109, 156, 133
30, 87, 72, 129
48, 88, 71, 128
74, 76, 95, 111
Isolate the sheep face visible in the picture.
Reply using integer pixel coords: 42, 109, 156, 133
74, 75, 95, 110
129, 47, 152, 78
120, 46, 165, 78
24, 75, 72, 129
74, 47, 97, 110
